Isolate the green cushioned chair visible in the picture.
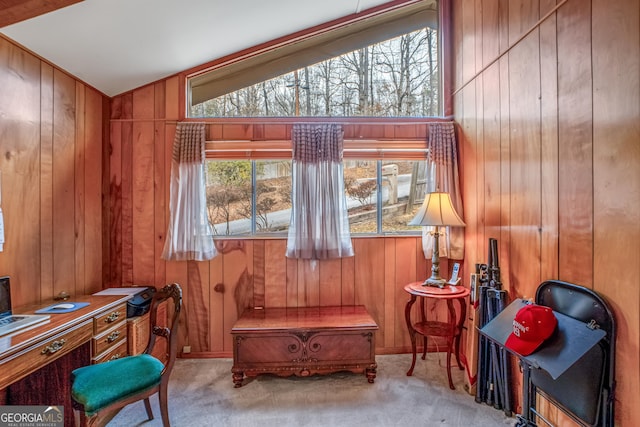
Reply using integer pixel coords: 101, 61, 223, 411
71, 283, 182, 427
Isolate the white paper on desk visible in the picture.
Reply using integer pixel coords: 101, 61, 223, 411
93, 287, 146, 296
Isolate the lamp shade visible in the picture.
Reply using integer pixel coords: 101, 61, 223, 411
408, 192, 466, 227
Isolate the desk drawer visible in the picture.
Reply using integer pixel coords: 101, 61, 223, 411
93, 340, 127, 364
0, 320, 93, 389
93, 321, 127, 356
94, 303, 127, 335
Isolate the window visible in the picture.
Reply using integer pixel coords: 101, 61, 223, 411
191, 27, 439, 118
187, 1, 440, 117
345, 159, 427, 234
206, 160, 292, 235
206, 141, 427, 237
197, 1, 444, 237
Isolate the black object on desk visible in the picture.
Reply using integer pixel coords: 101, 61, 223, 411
126, 286, 155, 317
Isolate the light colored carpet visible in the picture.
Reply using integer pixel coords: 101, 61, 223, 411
108, 354, 516, 426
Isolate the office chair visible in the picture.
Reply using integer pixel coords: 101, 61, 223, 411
71, 283, 182, 427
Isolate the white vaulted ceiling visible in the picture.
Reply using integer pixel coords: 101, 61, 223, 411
0, 0, 397, 97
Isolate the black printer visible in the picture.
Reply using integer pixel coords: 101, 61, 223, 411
127, 286, 156, 317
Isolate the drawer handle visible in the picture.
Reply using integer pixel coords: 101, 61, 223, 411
41, 339, 66, 355
104, 311, 121, 323
106, 330, 121, 343
109, 353, 122, 361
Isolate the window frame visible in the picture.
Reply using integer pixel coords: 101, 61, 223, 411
188, 0, 454, 238
202, 118, 451, 238
183, 0, 452, 117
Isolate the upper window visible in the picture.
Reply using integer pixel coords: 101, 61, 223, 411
191, 28, 439, 118
187, 1, 440, 117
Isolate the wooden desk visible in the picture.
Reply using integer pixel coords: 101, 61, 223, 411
0, 294, 131, 426
231, 305, 378, 387
404, 282, 470, 390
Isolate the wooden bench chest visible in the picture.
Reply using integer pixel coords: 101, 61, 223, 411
231, 305, 378, 387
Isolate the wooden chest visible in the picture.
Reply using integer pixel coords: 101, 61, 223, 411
231, 305, 378, 387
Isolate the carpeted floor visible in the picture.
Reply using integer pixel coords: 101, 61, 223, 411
108, 353, 516, 426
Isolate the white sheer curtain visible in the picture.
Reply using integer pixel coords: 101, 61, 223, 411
162, 123, 218, 261
421, 122, 465, 260
286, 124, 354, 259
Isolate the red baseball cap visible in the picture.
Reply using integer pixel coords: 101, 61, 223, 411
505, 304, 557, 356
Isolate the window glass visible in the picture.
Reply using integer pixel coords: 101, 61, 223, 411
344, 160, 378, 233
255, 160, 292, 233
206, 160, 292, 236
344, 159, 429, 234
191, 27, 439, 118
381, 160, 427, 233
206, 158, 427, 237
206, 160, 252, 236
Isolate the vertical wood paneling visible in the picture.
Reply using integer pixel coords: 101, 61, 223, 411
298, 259, 320, 306
538, 0, 559, 283
482, 0, 501, 247
165, 259, 189, 353
353, 238, 386, 350
109, 121, 123, 287
3, 2, 637, 425
186, 260, 210, 352
393, 238, 418, 349
557, 1, 593, 286
383, 238, 397, 349
152, 82, 169, 289
0, 35, 106, 307
131, 120, 155, 284
132, 85, 155, 284
120, 115, 134, 285
286, 256, 298, 307
453, 0, 640, 423
264, 240, 287, 307
208, 251, 224, 354
52, 70, 77, 298
224, 240, 253, 351
74, 84, 86, 296
153, 119, 166, 289
506, 27, 541, 300
84, 88, 103, 294
0, 39, 41, 303
165, 76, 180, 120
460, 81, 479, 282
592, 0, 640, 424
253, 240, 265, 307
40, 63, 54, 300
340, 255, 355, 306
319, 258, 342, 306
461, 0, 477, 86
497, 59, 511, 291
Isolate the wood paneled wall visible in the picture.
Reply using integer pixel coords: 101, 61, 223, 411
108, 78, 462, 357
4, 2, 638, 424
0, 35, 107, 305
452, 0, 640, 425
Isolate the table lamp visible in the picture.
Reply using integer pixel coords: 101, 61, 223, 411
408, 192, 466, 287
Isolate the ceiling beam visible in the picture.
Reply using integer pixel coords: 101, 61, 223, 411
0, 0, 83, 28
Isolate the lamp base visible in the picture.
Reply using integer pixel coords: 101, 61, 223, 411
422, 277, 447, 288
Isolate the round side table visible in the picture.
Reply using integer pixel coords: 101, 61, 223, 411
404, 282, 470, 390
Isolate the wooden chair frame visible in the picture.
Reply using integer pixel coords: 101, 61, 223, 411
72, 283, 183, 427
